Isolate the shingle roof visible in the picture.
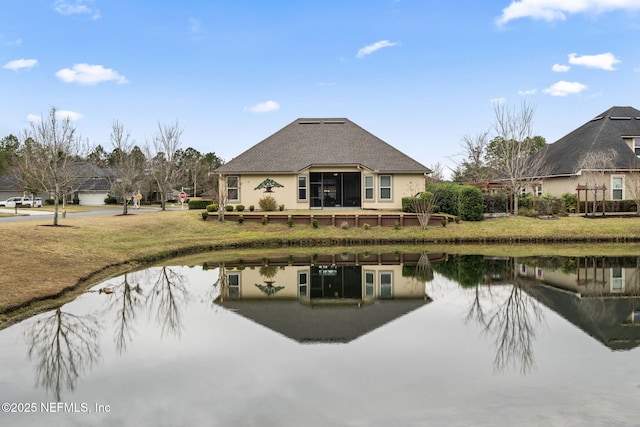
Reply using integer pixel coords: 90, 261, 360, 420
215, 118, 430, 174
542, 106, 640, 176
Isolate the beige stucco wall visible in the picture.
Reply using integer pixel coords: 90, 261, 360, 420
542, 172, 638, 201
219, 171, 426, 210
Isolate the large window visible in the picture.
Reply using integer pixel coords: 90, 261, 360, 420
379, 175, 392, 200
612, 176, 623, 201
364, 175, 374, 201
298, 175, 308, 201
634, 138, 640, 157
226, 176, 239, 202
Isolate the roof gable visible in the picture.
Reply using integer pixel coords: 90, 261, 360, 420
543, 106, 640, 176
215, 118, 430, 174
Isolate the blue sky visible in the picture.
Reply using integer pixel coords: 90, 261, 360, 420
1, 0, 640, 177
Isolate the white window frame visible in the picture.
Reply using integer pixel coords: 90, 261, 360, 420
298, 270, 309, 297
536, 182, 543, 197
379, 271, 393, 299
612, 176, 624, 201
364, 270, 375, 297
297, 175, 308, 201
227, 273, 241, 298
364, 175, 374, 201
634, 138, 640, 157
226, 175, 240, 202
379, 175, 392, 201
611, 267, 624, 292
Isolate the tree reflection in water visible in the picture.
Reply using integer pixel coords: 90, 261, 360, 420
25, 308, 101, 400
145, 266, 189, 337
482, 282, 543, 374
104, 272, 144, 354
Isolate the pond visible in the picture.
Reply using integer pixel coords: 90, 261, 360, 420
1, 250, 639, 426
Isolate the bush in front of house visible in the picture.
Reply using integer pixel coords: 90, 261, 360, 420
225, 205, 234, 212
560, 193, 577, 213
426, 182, 483, 221
458, 186, 484, 221
104, 195, 118, 205
236, 204, 245, 212
259, 195, 278, 211
206, 203, 219, 212
188, 199, 210, 210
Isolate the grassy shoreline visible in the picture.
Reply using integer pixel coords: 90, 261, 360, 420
2, 208, 640, 328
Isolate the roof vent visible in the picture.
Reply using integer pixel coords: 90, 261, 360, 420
591, 116, 603, 121
322, 120, 345, 124
610, 116, 631, 120
298, 121, 321, 125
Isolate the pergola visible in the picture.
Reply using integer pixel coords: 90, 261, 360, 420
576, 184, 607, 215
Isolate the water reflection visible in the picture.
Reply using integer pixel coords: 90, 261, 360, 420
215, 252, 437, 343
25, 309, 101, 401
14, 251, 640, 412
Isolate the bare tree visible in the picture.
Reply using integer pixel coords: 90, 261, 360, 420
490, 101, 548, 215
110, 120, 145, 215
146, 121, 183, 210
18, 107, 88, 226
426, 162, 446, 183
408, 191, 439, 229
454, 130, 494, 182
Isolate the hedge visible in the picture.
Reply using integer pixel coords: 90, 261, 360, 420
188, 199, 210, 210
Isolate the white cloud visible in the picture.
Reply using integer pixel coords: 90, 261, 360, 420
568, 52, 620, 70
491, 97, 507, 105
56, 110, 83, 121
356, 40, 398, 58
55, 63, 128, 85
552, 63, 570, 72
518, 88, 537, 95
543, 80, 587, 96
3, 58, 37, 70
27, 110, 83, 122
496, 0, 640, 25
55, 0, 101, 20
6, 38, 22, 46
244, 100, 280, 113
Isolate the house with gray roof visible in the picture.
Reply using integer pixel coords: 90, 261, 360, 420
536, 106, 640, 202
214, 118, 431, 210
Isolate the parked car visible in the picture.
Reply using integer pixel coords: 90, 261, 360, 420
0, 197, 43, 208
22, 197, 42, 208
0, 197, 25, 208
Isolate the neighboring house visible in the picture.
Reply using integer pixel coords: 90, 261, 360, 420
67, 162, 114, 206
519, 257, 640, 351
0, 162, 114, 206
214, 118, 431, 210
534, 106, 640, 202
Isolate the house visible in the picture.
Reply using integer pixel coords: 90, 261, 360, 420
214, 118, 431, 210
0, 162, 114, 206
215, 251, 435, 343
535, 106, 640, 202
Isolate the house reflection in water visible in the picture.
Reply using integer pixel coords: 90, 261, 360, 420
214, 252, 442, 343
517, 256, 640, 351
